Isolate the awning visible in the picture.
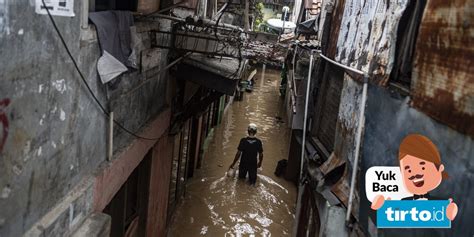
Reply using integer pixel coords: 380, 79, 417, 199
175, 55, 246, 96
169, 89, 223, 135
296, 17, 319, 35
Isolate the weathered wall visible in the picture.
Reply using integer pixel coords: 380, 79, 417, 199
411, 0, 474, 137
93, 110, 171, 213
334, 0, 409, 84
0, 1, 105, 236
359, 85, 474, 237
0, 1, 170, 236
147, 133, 173, 237
330, 73, 363, 220
334, 74, 363, 166
305, 0, 473, 236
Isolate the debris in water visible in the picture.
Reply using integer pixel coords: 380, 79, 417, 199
200, 226, 208, 235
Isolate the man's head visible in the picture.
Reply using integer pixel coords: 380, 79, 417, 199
398, 134, 447, 195
248, 123, 257, 136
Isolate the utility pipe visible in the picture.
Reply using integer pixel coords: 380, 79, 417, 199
312, 51, 369, 223
278, 6, 290, 42
202, 18, 244, 32
152, 14, 244, 32
203, 0, 208, 19
213, 2, 228, 20
108, 112, 114, 161
292, 50, 315, 236
292, 41, 299, 97
318, 51, 365, 75
345, 75, 368, 222
81, 0, 89, 29
300, 50, 315, 180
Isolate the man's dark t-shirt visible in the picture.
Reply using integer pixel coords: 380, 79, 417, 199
238, 137, 263, 167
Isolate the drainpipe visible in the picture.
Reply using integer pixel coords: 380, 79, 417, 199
292, 49, 316, 236
278, 6, 290, 42
108, 112, 114, 161
300, 50, 315, 186
213, 2, 228, 20
203, 0, 208, 19
345, 75, 368, 222
307, 51, 369, 223
81, 0, 89, 29
292, 41, 299, 97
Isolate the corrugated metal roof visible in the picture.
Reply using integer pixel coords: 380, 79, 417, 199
411, 0, 474, 137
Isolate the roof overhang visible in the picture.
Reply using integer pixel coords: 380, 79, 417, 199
175, 55, 247, 95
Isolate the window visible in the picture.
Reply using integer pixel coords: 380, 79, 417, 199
311, 63, 344, 157
167, 119, 192, 221
390, 0, 427, 90
103, 150, 152, 237
167, 134, 181, 220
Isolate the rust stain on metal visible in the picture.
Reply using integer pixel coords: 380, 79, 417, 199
412, 0, 474, 137
174, 0, 198, 9
334, 0, 410, 85
326, 0, 346, 58
318, 152, 360, 220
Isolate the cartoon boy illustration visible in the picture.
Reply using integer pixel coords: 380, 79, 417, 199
371, 134, 458, 220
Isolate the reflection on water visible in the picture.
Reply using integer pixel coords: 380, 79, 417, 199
170, 68, 296, 236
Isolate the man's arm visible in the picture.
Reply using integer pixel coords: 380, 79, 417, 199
229, 150, 242, 169
257, 141, 263, 168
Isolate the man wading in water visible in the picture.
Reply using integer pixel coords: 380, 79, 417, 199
229, 123, 264, 185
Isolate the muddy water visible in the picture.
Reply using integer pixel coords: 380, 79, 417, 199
169, 68, 296, 236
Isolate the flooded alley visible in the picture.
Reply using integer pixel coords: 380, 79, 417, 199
169, 68, 297, 236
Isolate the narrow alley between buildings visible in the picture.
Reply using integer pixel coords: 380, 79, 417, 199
170, 68, 296, 236
1, 0, 472, 237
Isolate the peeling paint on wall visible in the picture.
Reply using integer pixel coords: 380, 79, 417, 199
12, 164, 22, 175
36, 146, 42, 156
0, 0, 8, 36
52, 79, 67, 94
60, 109, 66, 121
1, 185, 11, 199
335, 0, 409, 84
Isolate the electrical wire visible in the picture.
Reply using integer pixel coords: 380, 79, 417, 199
213, 0, 244, 80
41, 0, 162, 140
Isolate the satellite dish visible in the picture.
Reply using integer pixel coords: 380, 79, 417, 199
267, 18, 296, 33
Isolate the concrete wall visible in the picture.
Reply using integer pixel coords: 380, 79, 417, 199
359, 85, 474, 237
0, 1, 171, 236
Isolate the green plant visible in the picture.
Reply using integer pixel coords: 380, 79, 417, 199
253, 2, 264, 31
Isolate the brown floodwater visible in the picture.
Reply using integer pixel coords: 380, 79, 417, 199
169, 68, 296, 236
